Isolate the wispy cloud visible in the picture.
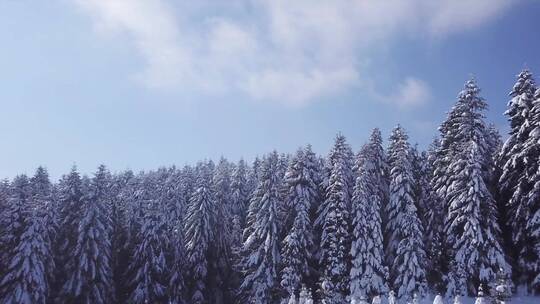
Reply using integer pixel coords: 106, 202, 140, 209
386, 78, 432, 108
74, 0, 514, 106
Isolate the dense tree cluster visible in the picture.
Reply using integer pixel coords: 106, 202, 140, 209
1, 71, 540, 303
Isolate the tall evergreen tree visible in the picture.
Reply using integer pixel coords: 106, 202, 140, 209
441, 79, 509, 295
0, 174, 53, 304
240, 152, 283, 303
386, 126, 426, 300
280, 147, 318, 300
126, 196, 170, 304
497, 70, 537, 288
446, 141, 509, 295
231, 159, 249, 221
211, 158, 235, 303
521, 86, 540, 289
60, 165, 114, 304
30, 167, 57, 300
0, 176, 30, 275
316, 134, 353, 303
349, 145, 387, 301
184, 161, 216, 304
424, 140, 446, 293
55, 167, 84, 301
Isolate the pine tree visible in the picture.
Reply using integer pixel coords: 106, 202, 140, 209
55, 167, 84, 300
231, 159, 249, 221
0, 176, 30, 275
30, 167, 57, 300
518, 86, 540, 289
60, 165, 114, 304
211, 158, 235, 303
280, 147, 318, 299
110, 170, 134, 303
316, 134, 353, 303
349, 145, 387, 299
424, 141, 446, 293
446, 141, 509, 294
240, 152, 283, 303
169, 219, 187, 304
439, 80, 509, 295
386, 126, 426, 300
0, 174, 53, 304
184, 161, 216, 304
497, 70, 537, 287
161, 169, 188, 304
126, 198, 170, 303
367, 128, 389, 225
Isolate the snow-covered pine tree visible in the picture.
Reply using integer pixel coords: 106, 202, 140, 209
211, 158, 235, 303
349, 144, 387, 300
446, 140, 509, 294
0, 176, 31, 270
423, 140, 446, 293
109, 169, 134, 303
0, 174, 53, 304
280, 147, 318, 300
385, 126, 426, 300
169, 216, 187, 304
185, 162, 219, 303
497, 70, 537, 287
231, 159, 249, 221
431, 79, 495, 258
55, 167, 84, 300
519, 86, 540, 289
126, 195, 170, 304
243, 157, 263, 246
441, 80, 509, 295
29, 167, 57, 299
60, 165, 114, 304
179, 165, 195, 210
184, 161, 216, 304
240, 152, 283, 303
155, 168, 188, 304
316, 134, 354, 303
367, 128, 389, 224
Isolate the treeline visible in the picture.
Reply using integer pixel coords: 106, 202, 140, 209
0, 71, 539, 304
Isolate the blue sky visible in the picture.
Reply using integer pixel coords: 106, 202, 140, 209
0, 0, 539, 179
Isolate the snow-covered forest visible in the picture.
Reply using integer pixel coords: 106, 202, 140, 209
0, 71, 539, 304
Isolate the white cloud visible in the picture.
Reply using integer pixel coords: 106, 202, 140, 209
74, 0, 514, 106
394, 78, 432, 107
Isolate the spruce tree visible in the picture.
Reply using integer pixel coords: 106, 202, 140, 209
231, 159, 249, 221
30, 167, 57, 300
424, 141, 446, 293
519, 86, 540, 288
211, 158, 235, 303
55, 167, 84, 300
280, 147, 318, 300
386, 126, 426, 300
60, 165, 114, 304
497, 70, 537, 287
0, 175, 30, 274
126, 198, 170, 303
316, 134, 353, 303
240, 152, 283, 303
0, 174, 53, 304
184, 161, 216, 304
349, 145, 387, 300
443, 80, 509, 295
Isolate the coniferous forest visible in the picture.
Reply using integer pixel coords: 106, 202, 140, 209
1, 71, 540, 304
